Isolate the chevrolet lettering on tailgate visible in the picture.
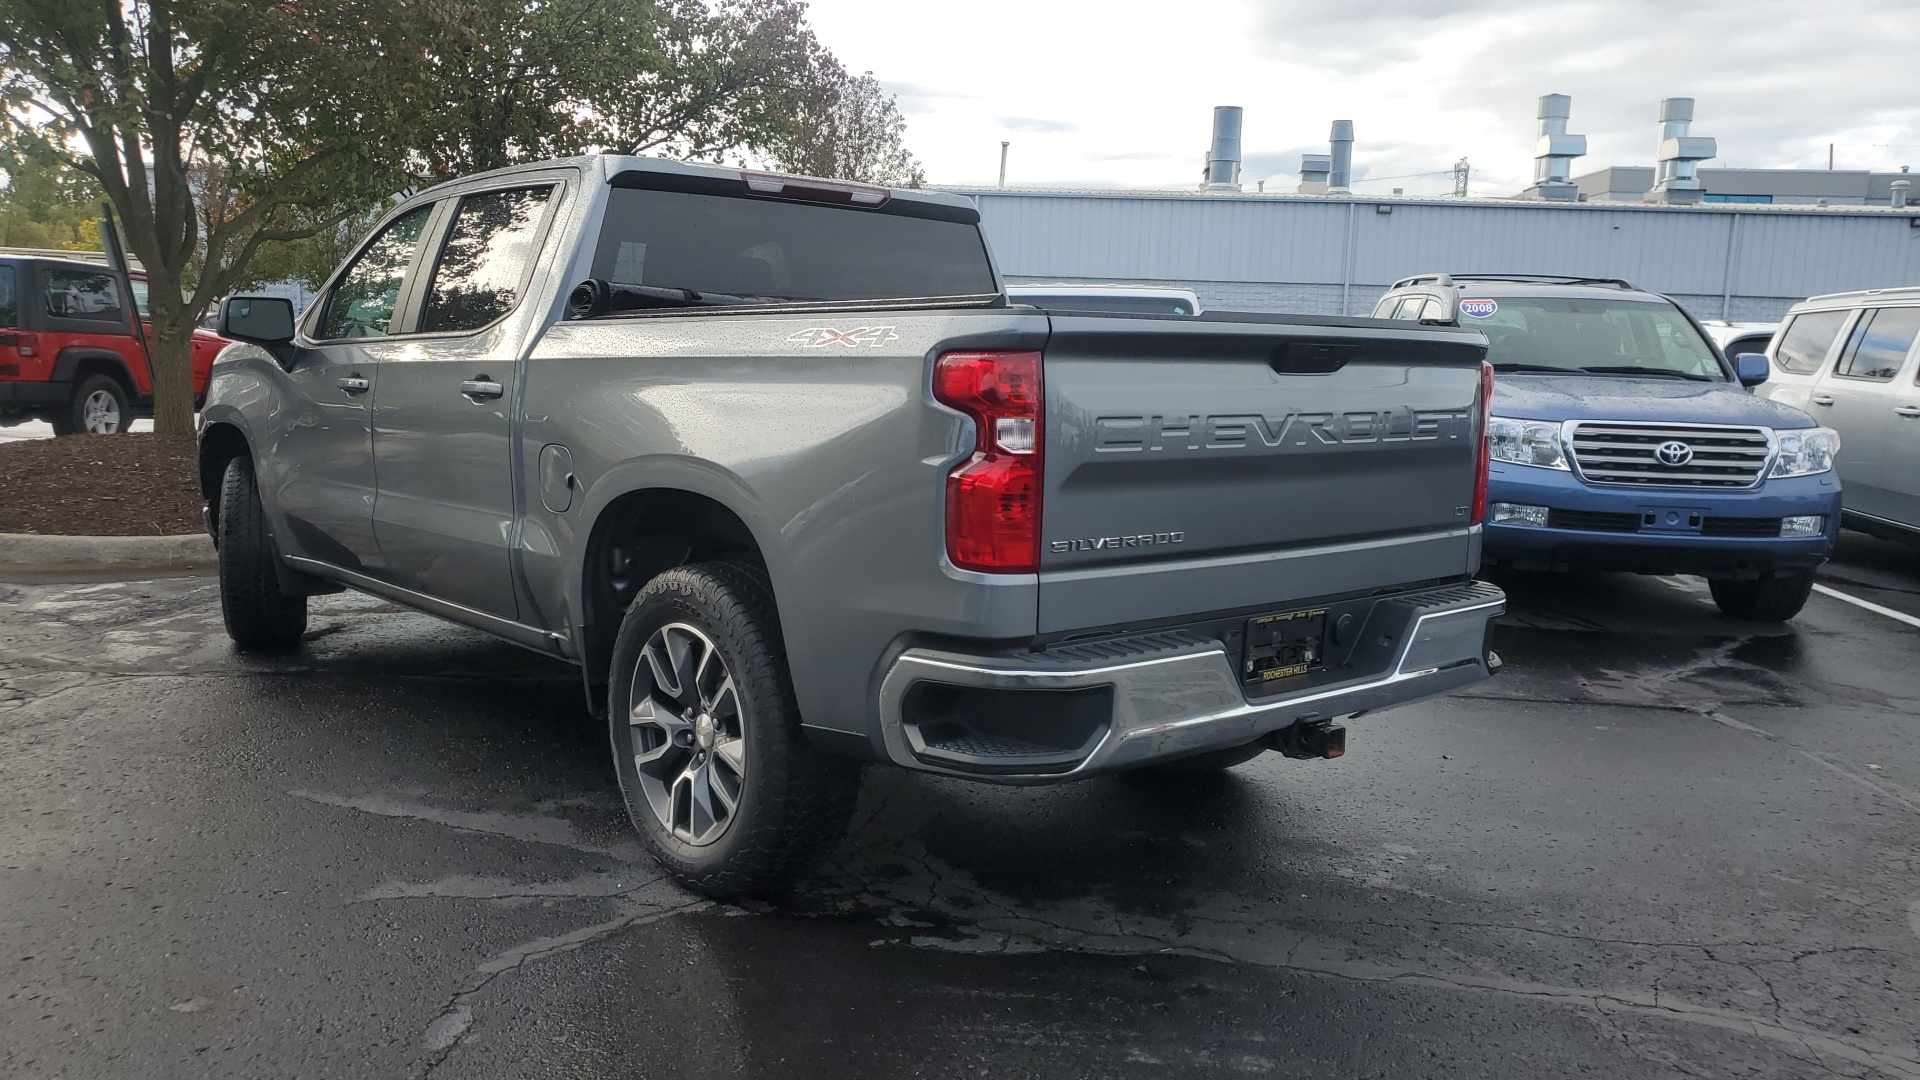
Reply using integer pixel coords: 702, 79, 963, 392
1092, 407, 1472, 451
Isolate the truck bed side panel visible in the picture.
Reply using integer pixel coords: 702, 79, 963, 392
520, 308, 1046, 739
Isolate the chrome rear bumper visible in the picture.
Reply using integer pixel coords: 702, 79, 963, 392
877, 580, 1504, 783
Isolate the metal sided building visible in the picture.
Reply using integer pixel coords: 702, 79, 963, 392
956, 188, 1920, 322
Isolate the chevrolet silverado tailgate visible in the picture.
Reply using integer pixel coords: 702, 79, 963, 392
1038, 313, 1488, 632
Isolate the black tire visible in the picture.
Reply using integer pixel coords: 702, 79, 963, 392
216, 457, 308, 649
1137, 739, 1269, 776
1709, 568, 1816, 622
608, 562, 860, 898
50, 374, 132, 436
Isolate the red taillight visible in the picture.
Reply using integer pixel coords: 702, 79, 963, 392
934, 350, 1043, 572
1472, 360, 1494, 522
14, 332, 37, 358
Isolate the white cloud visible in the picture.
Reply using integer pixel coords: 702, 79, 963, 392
808, 0, 1920, 194
997, 117, 1079, 134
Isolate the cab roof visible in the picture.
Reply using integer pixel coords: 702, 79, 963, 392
405, 154, 981, 221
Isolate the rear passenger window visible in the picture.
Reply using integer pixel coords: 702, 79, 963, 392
44, 268, 123, 321
321, 205, 433, 339
0, 266, 15, 328
1772, 310, 1848, 374
1393, 297, 1424, 320
420, 186, 555, 334
1420, 298, 1445, 321
1835, 308, 1920, 381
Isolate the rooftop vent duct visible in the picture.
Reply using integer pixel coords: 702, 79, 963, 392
1646, 97, 1716, 204
1299, 153, 1331, 194
1526, 94, 1586, 201
1203, 106, 1243, 192
1892, 179, 1911, 208
1328, 120, 1354, 194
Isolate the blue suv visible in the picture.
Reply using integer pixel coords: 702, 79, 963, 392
1373, 274, 1840, 621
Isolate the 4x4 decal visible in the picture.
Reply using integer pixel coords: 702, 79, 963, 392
787, 325, 899, 348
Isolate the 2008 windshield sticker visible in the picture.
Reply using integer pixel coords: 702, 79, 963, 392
1459, 299, 1499, 319
788, 326, 899, 348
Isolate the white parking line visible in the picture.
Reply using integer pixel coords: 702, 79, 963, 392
1812, 582, 1920, 629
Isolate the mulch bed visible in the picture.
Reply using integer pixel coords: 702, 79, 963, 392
0, 434, 204, 536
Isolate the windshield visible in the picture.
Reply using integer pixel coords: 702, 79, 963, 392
1471, 296, 1725, 380
1014, 293, 1195, 315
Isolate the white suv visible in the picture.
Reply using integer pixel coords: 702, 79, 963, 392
1756, 287, 1920, 540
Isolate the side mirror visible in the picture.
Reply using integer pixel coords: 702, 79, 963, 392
218, 296, 295, 344
1733, 352, 1770, 388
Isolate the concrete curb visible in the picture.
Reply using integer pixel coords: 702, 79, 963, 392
0, 531, 215, 580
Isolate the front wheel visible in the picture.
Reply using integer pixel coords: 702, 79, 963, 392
1709, 569, 1816, 622
216, 457, 307, 649
608, 563, 860, 898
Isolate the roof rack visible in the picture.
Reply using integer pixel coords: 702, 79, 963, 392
0, 246, 145, 271
1801, 284, 1920, 304
1389, 273, 1455, 289
1445, 273, 1639, 290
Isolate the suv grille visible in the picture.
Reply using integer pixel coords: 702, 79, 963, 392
1569, 422, 1772, 488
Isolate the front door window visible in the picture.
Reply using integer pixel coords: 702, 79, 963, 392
320, 205, 433, 339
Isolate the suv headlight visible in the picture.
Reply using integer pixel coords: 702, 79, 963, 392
1769, 427, 1839, 478
1487, 417, 1569, 470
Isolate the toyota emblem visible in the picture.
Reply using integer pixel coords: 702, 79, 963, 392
1655, 440, 1695, 467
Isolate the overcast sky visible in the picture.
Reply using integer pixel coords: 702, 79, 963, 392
802, 0, 1920, 196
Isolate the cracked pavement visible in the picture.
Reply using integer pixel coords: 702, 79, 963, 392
3, 531, 1918, 1078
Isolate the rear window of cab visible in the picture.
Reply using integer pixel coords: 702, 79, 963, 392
590, 183, 997, 305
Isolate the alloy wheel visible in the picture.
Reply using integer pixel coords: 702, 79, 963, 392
626, 622, 746, 846
82, 389, 122, 434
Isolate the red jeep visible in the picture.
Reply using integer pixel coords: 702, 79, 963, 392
0, 251, 228, 435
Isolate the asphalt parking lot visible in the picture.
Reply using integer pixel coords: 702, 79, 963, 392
2, 538, 1917, 1079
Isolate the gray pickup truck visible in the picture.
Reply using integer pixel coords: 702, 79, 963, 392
199, 156, 1505, 897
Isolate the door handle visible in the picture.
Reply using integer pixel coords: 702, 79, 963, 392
1809, 394, 1834, 406
460, 377, 504, 401
1896, 406, 1920, 419
337, 376, 370, 394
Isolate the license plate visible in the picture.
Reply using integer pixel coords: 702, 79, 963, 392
1243, 608, 1329, 685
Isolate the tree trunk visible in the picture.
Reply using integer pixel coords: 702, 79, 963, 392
147, 316, 197, 437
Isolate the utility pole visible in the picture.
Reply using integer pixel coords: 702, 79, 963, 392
1452, 157, 1471, 198
998, 142, 1009, 188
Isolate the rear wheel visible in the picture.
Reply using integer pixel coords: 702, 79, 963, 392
216, 457, 307, 649
1709, 568, 1816, 622
50, 374, 131, 436
608, 563, 860, 898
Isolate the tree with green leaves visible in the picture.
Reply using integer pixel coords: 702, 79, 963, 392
767, 62, 925, 187
410, 0, 835, 179
0, 133, 100, 248
0, 0, 421, 434
0, 0, 928, 439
